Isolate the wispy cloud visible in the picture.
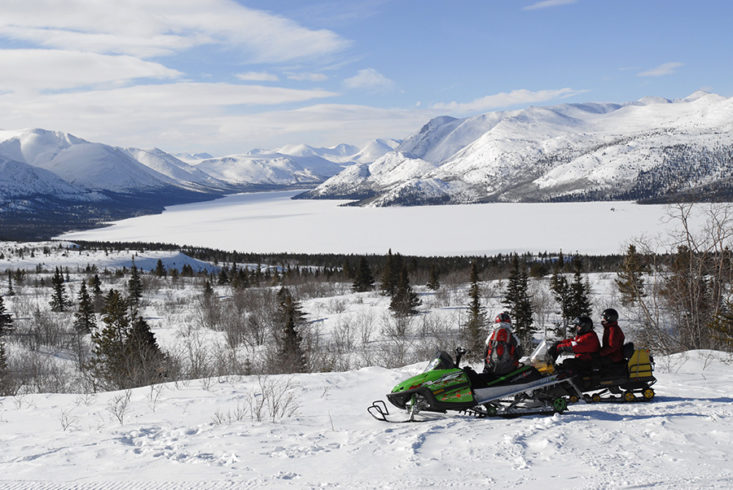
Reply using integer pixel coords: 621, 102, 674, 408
637, 62, 684, 77
236, 72, 279, 82
0, 0, 350, 62
523, 0, 578, 11
432, 88, 586, 113
287, 72, 329, 82
344, 68, 395, 92
0, 49, 180, 91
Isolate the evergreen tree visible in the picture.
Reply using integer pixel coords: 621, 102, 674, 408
154, 259, 167, 278
568, 257, 593, 319
90, 273, 104, 312
380, 250, 403, 297
127, 259, 143, 309
426, 263, 440, 290
124, 316, 168, 386
73, 280, 96, 334
49, 267, 70, 312
550, 267, 572, 336
352, 257, 375, 292
708, 299, 733, 351
389, 264, 421, 317
463, 262, 486, 358
615, 244, 646, 306
218, 266, 229, 285
276, 287, 307, 373
502, 256, 535, 346
7, 271, 14, 296
0, 295, 13, 337
89, 289, 131, 389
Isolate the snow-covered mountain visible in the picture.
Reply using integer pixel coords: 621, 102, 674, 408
302, 91, 733, 205
195, 152, 345, 186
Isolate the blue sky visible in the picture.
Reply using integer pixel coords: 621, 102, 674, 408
0, 0, 731, 155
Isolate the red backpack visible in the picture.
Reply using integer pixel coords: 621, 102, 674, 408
486, 326, 519, 375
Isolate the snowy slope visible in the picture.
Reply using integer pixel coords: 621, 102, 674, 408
308, 92, 733, 206
196, 152, 344, 186
0, 157, 104, 203
0, 351, 730, 488
123, 148, 232, 191
0, 129, 177, 192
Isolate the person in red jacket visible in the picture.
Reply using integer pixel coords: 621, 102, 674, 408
599, 308, 625, 364
483, 312, 523, 376
551, 316, 600, 375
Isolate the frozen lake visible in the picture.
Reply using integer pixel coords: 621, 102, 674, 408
58, 190, 695, 256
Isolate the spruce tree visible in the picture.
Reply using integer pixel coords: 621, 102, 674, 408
90, 273, 104, 312
568, 257, 592, 319
49, 267, 70, 312
125, 316, 168, 386
276, 287, 307, 373
463, 262, 486, 358
0, 295, 12, 336
615, 244, 647, 306
127, 260, 143, 310
380, 249, 396, 296
426, 263, 440, 290
89, 289, 131, 389
708, 300, 733, 351
73, 280, 96, 334
550, 266, 572, 332
352, 257, 375, 292
389, 264, 421, 317
7, 271, 14, 296
154, 259, 167, 278
502, 256, 535, 346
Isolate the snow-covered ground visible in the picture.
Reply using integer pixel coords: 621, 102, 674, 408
56, 190, 711, 256
1, 350, 731, 489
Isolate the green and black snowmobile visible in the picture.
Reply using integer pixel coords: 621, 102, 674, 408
368, 341, 582, 422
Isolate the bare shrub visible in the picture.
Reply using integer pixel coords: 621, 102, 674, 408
108, 390, 132, 425
246, 376, 299, 422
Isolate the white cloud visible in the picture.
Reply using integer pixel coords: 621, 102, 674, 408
0, 0, 350, 62
637, 62, 684, 77
287, 72, 329, 82
236, 72, 279, 82
432, 88, 585, 114
0, 82, 341, 152
344, 68, 394, 91
523, 0, 578, 11
0, 49, 180, 91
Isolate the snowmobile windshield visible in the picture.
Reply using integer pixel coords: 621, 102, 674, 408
424, 351, 455, 372
528, 339, 550, 365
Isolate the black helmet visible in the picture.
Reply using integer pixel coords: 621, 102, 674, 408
495, 312, 511, 324
572, 316, 593, 334
602, 308, 619, 323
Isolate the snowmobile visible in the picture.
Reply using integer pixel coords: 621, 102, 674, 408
551, 342, 657, 404
367, 341, 583, 422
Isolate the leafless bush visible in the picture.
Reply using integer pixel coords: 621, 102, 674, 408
211, 403, 248, 425
246, 376, 299, 422
108, 389, 132, 425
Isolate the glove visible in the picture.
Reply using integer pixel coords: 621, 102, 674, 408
558, 344, 573, 354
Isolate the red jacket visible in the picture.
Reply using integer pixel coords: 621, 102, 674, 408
558, 330, 600, 361
599, 322, 625, 362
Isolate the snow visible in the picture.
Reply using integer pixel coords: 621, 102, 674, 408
1, 351, 731, 488
57, 190, 712, 256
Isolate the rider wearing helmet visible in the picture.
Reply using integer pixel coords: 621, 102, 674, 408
599, 308, 625, 363
551, 315, 600, 375
483, 312, 523, 376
